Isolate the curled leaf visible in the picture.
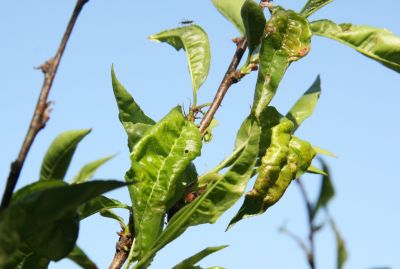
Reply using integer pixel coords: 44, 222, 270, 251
241, 0, 267, 56
311, 20, 400, 73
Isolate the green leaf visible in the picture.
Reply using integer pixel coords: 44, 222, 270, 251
241, 0, 267, 56
172, 245, 228, 269
11, 181, 67, 204
133, 119, 261, 269
78, 195, 130, 220
99, 209, 127, 230
286, 76, 321, 131
330, 218, 348, 269
128, 106, 202, 259
310, 20, 400, 73
311, 158, 335, 220
39, 129, 91, 181
229, 119, 316, 226
17, 252, 50, 269
211, 0, 246, 34
300, 0, 333, 17
111, 66, 155, 149
307, 164, 327, 175
149, 25, 211, 103
252, 7, 312, 117
0, 180, 126, 265
67, 245, 97, 269
71, 155, 115, 184
313, 145, 337, 158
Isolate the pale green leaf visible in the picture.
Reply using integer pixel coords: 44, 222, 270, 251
307, 164, 327, 176
71, 155, 115, 184
67, 245, 97, 269
128, 106, 202, 259
172, 245, 227, 269
211, 0, 246, 34
286, 76, 321, 131
311, 20, 400, 73
300, 0, 333, 17
149, 25, 211, 100
39, 129, 91, 181
313, 145, 337, 158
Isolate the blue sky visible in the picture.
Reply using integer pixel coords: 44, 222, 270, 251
1, 1, 400, 268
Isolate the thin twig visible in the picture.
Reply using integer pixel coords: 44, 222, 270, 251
1, 0, 89, 209
198, 37, 247, 135
279, 226, 309, 256
296, 179, 316, 269
108, 231, 134, 269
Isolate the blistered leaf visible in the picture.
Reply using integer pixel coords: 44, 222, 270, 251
67, 245, 98, 269
286, 76, 321, 131
111, 67, 155, 149
133, 119, 261, 269
330, 218, 348, 269
149, 25, 211, 100
229, 119, 316, 226
71, 155, 114, 184
172, 245, 228, 269
78, 196, 130, 220
252, 7, 312, 117
0, 180, 126, 265
311, 159, 335, 220
300, 0, 333, 17
241, 0, 266, 56
128, 106, 202, 258
39, 129, 91, 181
211, 0, 246, 34
311, 20, 400, 73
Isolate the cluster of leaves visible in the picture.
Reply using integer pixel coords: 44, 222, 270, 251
2, 0, 400, 268
0, 130, 129, 269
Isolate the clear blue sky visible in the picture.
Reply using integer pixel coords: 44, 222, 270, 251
1, 1, 400, 268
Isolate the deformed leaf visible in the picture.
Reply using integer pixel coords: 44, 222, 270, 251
172, 245, 228, 269
149, 25, 211, 99
311, 158, 335, 220
71, 155, 115, 184
311, 20, 400, 73
78, 195, 130, 220
111, 67, 155, 149
129, 106, 202, 259
252, 7, 312, 117
300, 0, 333, 18
241, 0, 267, 56
67, 245, 98, 269
133, 119, 261, 269
39, 129, 91, 181
211, 0, 246, 34
286, 76, 321, 131
0, 180, 126, 265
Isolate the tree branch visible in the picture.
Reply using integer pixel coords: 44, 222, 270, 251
198, 37, 247, 135
296, 179, 316, 269
1, 0, 89, 209
108, 231, 134, 269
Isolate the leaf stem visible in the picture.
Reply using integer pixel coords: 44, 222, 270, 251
296, 179, 316, 269
0, 0, 89, 209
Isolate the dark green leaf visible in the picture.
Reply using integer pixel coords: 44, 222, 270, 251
67, 245, 98, 269
241, 0, 267, 56
229, 119, 316, 227
149, 25, 211, 101
311, 158, 335, 220
133, 119, 261, 269
78, 195, 130, 220
17, 252, 50, 269
330, 218, 348, 269
128, 106, 202, 259
252, 7, 312, 117
311, 20, 400, 73
286, 76, 321, 131
111, 66, 155, 149
300, 0, 333, 17
172, 245, 228, 269
71, 155, 115, 184
11, 181, 67, 204
39, 129, 91, 181
211, 0, 246, 34
0, 180, 126, 265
